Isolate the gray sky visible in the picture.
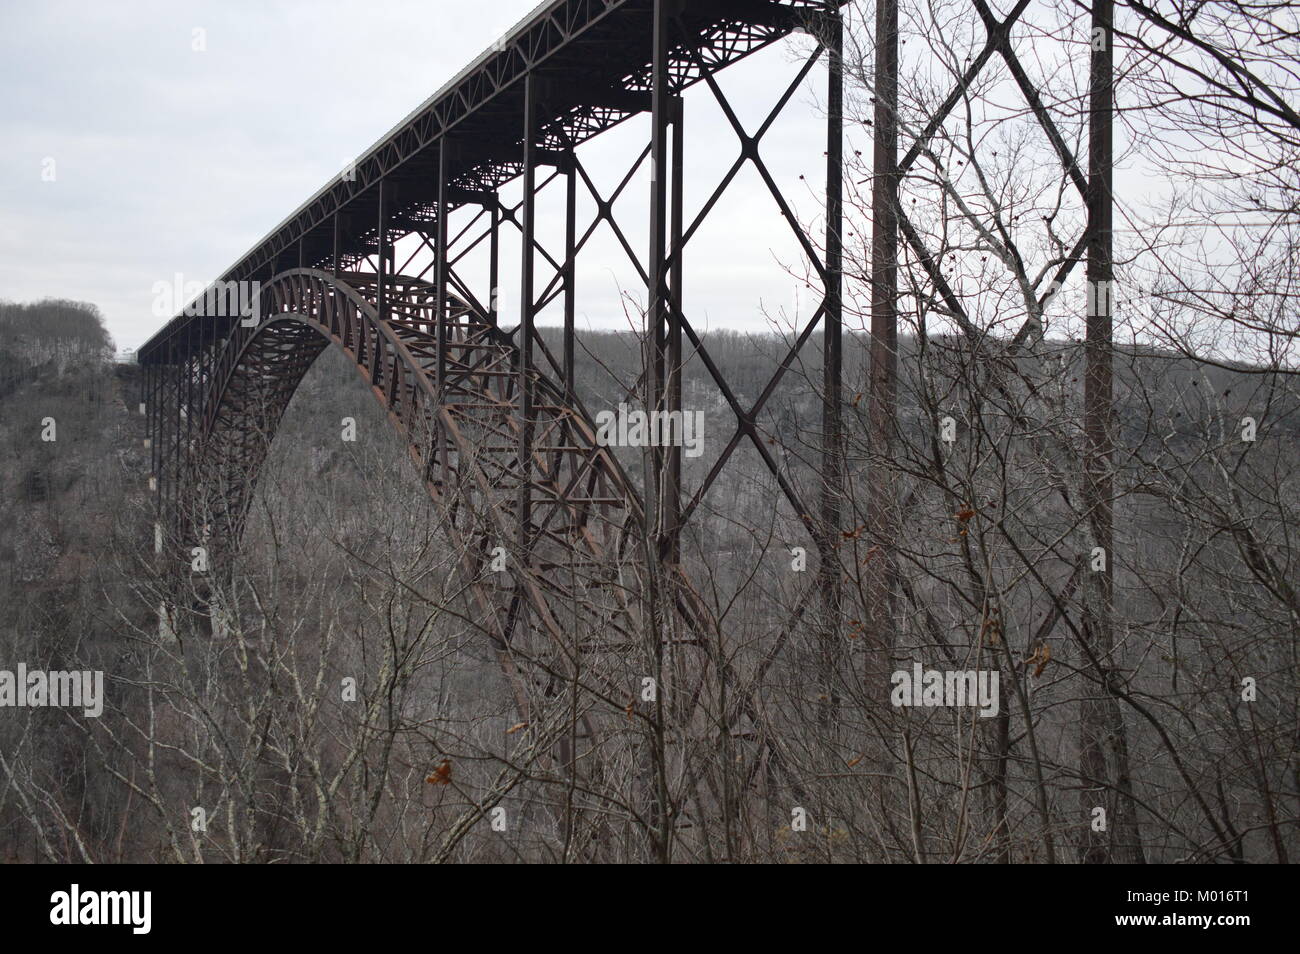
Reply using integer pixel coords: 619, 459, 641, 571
0, 0, 831, 351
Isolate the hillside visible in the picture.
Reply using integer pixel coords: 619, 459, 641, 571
0, 300, 1296, 863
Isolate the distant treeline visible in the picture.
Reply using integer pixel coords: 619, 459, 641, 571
0, 300, 114, 397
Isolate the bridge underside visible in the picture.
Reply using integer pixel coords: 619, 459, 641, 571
138, 0, 852, 687
129, 0, 868, 845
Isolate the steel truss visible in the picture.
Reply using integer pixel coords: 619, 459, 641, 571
140, 0, 850, 656
137, 0, 1114, 837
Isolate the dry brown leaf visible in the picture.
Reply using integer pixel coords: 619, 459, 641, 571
1033, 643, 1052, 678
1022, 642, 1052, 677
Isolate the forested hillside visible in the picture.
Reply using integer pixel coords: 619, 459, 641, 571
1, 298, 1295, 862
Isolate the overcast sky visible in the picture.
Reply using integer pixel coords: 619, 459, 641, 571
0, 0, 832, 351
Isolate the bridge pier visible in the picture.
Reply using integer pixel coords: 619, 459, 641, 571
820, 0, 845, 725
867, 0, 900, 700
646, 0, 684, 567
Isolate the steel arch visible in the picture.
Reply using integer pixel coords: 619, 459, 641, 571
186, 268, 716, 711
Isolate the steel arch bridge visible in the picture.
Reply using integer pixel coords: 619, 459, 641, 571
129, 0, 1128, 857
136, 0, 857, 748
136, 0, 1119, 749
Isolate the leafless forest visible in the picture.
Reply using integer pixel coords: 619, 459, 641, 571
1, 0, 1298, 863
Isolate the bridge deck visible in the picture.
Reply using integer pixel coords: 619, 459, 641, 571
139, 0, 841, 364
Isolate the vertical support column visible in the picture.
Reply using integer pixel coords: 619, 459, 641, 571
518, 73, 537, 564
155, 356, 165, 520
164, 352, 172, 534
197, 307, 210, 535
435, 142, 449, 399
137, 355, 148, 521
1082, 0, 1126, 864
171, 341, 182, 537
144, 359, 157, 558
374, 179, 387, 386
563, 149, 577, 401
665, 94, 683, 566
646, 0, 673, 561
867, 0, 899, 656
147, 360, 158, 498
820, 0, 844, 719
488, 196, 500, 328
643, 2, 675, 861
157, 352, 165, 525
153, 360, 162, 498
183, 317, 195, 539
162, 351, 170, 534
332, 211, 341, 278
162, 348, 170, 531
